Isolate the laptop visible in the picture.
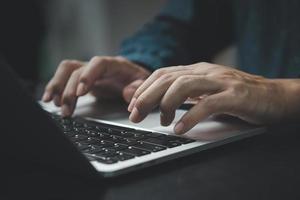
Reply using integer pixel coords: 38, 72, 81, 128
1, 60, 265, 178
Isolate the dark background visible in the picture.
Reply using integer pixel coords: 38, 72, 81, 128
0, 0, 168, 95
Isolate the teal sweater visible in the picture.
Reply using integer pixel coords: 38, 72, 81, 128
120, 0, 300, 78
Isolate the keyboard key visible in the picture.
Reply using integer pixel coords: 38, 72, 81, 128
173, 137, 195, 144
87, 138, 114, 147
122, 131, 150, 140
63, 130, 76, 137
86, 145, 106, 154
76, 143, 90, 151
110, 143, 128, 151
71, 134, 88, 142
131, 130, 162, 138
141, 137, 181, 148
113, 152, 135, 161
72, 121, 84, 128
110, 130, 135, 138
95, 148, 117, 156
110, 136, 138, 146
96, 157, 118, 164
86, 148, 119, 163
158, 135, 195, 144
84, 120, 134, 132
133, 130, 152, 135
166, 141, 182, 148
132, 141, 166, 152
61, 118, 72, 125
62, 125, 72, 132
120, 146, 151, 156
87, 154, 118, 164
146, 132, 164, 138
85, 131, 111, 139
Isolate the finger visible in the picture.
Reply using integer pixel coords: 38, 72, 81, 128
76, 56, 119, 96
53, 95, 62, 107
160, 110, 176, 127
42, 60, 83, 103
129, 71, 191, 123
123, 79, 144, 105
129, 65, 191, 108
174, 91, 233, 134
61, 68, 82, 117
160, 75, 222, 126
89, 79, 124, 99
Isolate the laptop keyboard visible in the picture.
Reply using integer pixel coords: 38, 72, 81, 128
51, 114, 195, 164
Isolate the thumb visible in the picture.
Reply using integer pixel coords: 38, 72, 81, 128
122, 79, 145, 103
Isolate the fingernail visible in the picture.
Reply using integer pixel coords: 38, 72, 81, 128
42, 92, 51, 102
129, 107, 140, 122
61, 104, 71, 117
76, 83, 87, 96
174, 121, 185, 134
127, 97, 137, 112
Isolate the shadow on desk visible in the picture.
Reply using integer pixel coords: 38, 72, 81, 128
2, 161, 105, 200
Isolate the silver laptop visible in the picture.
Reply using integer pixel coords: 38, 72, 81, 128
40, 93, 264, 178
1, 60, 264, 178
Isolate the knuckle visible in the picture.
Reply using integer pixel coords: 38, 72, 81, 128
199, 62, 210, 66
60, 59, 77, 68
90, 56, 112, 65
114, 56, 127, 62
90, 56, 101, 63
176, 75, 189, 83
199, 61, 208, 65
173, 75, 191, 88
47, 81, 62, 94
153, 68, 167, 78
78, 69, 89, 83
72, 68, 82, 77
134, 98, 145, 109
157, 73, 175, 84
60, 59, 71, 66
134, 97, 150, 111
132, 90, 140, 99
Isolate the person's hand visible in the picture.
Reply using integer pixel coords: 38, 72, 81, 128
42, 56, 150, 116
127, 62, 298, 134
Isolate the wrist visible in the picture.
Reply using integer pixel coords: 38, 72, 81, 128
272, 79, 300, 122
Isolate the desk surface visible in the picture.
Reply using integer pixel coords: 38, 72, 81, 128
5, 97, 300, 199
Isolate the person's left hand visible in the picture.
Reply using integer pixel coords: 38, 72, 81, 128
127, 62, 291, 134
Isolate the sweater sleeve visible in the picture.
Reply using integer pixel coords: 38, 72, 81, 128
120, 0, 234, 71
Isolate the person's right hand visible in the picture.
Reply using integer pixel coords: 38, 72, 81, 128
42, 56, 150, 117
